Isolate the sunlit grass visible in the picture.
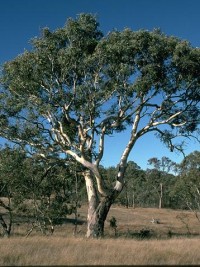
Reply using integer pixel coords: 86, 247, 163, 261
1, 236, 200, 265
1, 205, 200, 265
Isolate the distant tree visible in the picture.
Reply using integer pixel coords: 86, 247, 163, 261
0, 146, 83, 236
0, 14, 200, 237
148, 156, 177, 173
147, 157, 177, 208
145, 168, 176, 209
172, 151, 200, 216
0, 146, 26, 237
21, 158, 82, 236
117, 161, 145, 208
179, 150, 200, 174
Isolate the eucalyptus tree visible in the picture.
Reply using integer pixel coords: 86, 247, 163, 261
148, 156, 177, 173
0, 145, 82, 236
118, 161, 145, 208
17, 157, 78, 235
0, 14, 200, 237
147, 157, 177, 208
0, 146, 26, 236
172, 151, 200, 213
179, 150, 200, 174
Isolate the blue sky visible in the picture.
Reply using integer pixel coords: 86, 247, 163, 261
0, 0, 200, 169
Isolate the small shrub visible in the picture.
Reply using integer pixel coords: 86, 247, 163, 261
109, 216, 117, 236
138, 228, 152, 239
167, 229, 173, 238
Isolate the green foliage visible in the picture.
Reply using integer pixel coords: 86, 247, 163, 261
102, 158, 178, 209
138, 228, 152, 239
0, 146, 26, 197
0, 146, 84, 235
109, 216, 117, 229
0, 13, 199, 161
171, 152, 200, 210
0, 14, 199, 235
109, 216, 117, 236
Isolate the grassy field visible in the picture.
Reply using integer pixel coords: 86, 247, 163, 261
1, 205, 200, 265
1, 236, 200, 265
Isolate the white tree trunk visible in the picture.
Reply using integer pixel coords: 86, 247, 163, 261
84, 170, 123, 238
84, 170, 99, 237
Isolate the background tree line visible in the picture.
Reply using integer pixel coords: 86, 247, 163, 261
0, 144, 199, 236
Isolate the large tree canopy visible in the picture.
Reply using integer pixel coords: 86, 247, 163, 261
0, 14, 200, 237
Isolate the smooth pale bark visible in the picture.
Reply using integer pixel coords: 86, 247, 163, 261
84, 170, 99, 237
87, 198, 111, 237
84, 170, 123, 238
83, 132, 137, 237
75, 114, 139, 238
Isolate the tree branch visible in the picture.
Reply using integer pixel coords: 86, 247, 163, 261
95, 126, 106, 166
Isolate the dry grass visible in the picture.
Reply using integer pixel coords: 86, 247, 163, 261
106, 206, 200, 238
1, 236, 200, 265
1, 202, 200, 238
1, 205, 200, 265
